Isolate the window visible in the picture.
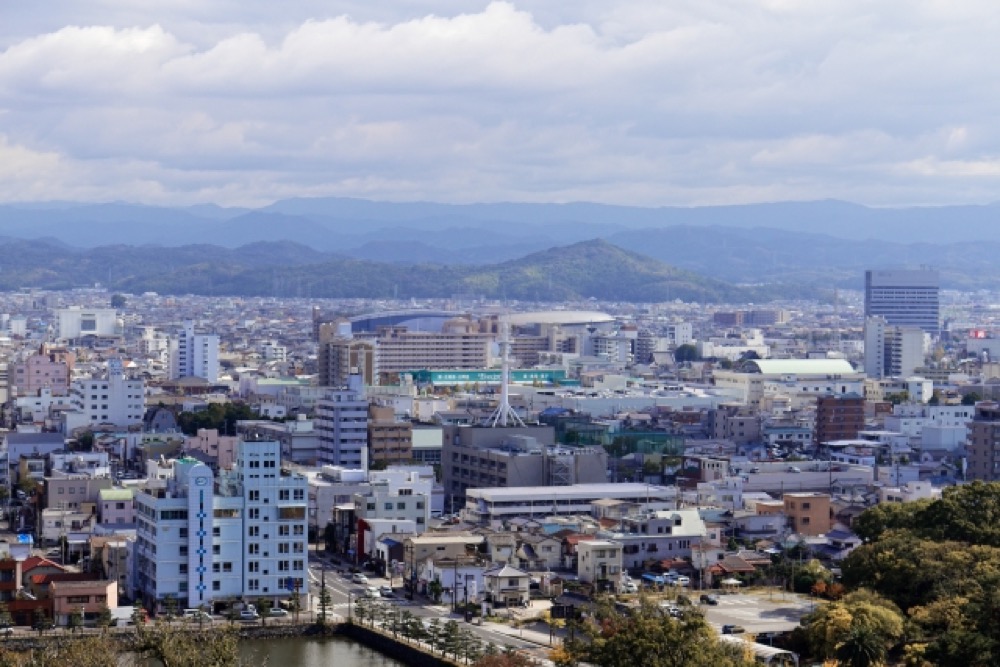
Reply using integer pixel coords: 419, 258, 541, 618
213, 527, 221, 537
293, 560, 303, 570
212, 581, 220, 591
248, 544, 259, 555
279, 543, 290, 554
179, 564, 188, 574
279, 490, 290, 501
385, 503, 393, 511
248, 562, 259, 573
249, 526, 259, 537
278, 561, 290, 572
279, 526, 290, 537
397, 502, 406, 510
249, 490, 260, 501
507, 578, 519, 587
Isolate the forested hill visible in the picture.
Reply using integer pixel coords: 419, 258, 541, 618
0, 237, 812, 302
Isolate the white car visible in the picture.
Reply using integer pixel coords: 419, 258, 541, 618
675, 576, 691, 586
351, 573, 369, 585
267, 608, 289, 617
364, 586, 380, 599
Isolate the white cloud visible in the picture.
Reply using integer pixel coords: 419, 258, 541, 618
2, 1, 1000, 207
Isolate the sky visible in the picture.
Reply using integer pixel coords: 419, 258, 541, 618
2, 1, 999, 208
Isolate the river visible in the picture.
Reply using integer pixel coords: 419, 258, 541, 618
240, 636, 404, 667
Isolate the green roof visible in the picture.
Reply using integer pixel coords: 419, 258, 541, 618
99, 489, 134, 501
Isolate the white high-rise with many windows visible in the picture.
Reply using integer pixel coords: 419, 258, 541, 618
171, 320, 220, 382
134, 440, 308, 612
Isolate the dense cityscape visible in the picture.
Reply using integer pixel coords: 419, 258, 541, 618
7, 2, 1000, 666
0, 266, 989, 664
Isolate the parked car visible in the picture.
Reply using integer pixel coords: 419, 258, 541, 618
700, 594, 719, 605
621, 582, 639, 594
722, 625, 746, 634
787, 466, 802, 473
351, 573, 369, 585
379, 586, 394, 597
182, 609, 213, 622
239, 610, 259, 621
267, 608, 289, 617
364, 586, 381, 599
674, 576, 691, 587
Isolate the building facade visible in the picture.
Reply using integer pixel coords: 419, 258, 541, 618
864, 269, 940, 334
134, 441, 309, 611
315, 389, 370, 468
171, 320, 220, 382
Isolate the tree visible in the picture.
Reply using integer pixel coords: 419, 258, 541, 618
474, 647, 538, 667
136, 623, 244, 667
428, 577, 444, 603
835, 624, 888, 667
673, 344, 698, 363
440, 619, 462, 658
110, 294, 127, 309
852, 499, 931, 543
317, 571, 332, 626
33, 608, 53, 635
68, 606, 84, 634
96, 603, 114, 634
561, 598, 756, 667
162, 594, 179, 623
255, 598, 272, 626
962, 392, 982, 406
803, 590, 904, 662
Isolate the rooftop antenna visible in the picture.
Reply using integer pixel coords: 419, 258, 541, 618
489, 314, 524, 428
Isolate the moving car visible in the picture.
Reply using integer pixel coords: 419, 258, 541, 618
364, 586, 381, 599
239, 610, 259, 621
267, 608, 289, 617
351, 573, 369, 585
722, 625, 746, 634
379, 586, 394, 597
700, 594, 719, 605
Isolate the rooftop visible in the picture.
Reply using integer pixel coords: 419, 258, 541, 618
741, 358, 858, 376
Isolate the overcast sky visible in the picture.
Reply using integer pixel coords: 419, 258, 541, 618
2, 1, 999, 208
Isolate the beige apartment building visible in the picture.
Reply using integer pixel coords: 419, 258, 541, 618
361, 323, 492, 379
783, 492, 831, 536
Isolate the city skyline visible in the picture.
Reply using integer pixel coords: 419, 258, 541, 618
3, 2, 1000, 209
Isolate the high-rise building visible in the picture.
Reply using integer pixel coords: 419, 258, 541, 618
864, 317, 925, 379
315, 388, 370, 468
171, 320, 220, 382
134, 440, 309, 611
968, 403, 1000, 481
317, 322, 377, 387
864, 269, 940, 334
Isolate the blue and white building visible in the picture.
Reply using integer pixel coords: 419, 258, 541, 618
134, 439, 308, 612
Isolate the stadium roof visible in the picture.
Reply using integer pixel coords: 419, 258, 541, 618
741, 359, 857, 375
506, 311, 614, 326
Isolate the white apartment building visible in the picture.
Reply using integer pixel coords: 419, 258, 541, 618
171, 320, 220, 382
577, 540, 623, 586
315, 389, 369, 468
67, 359, 145, 428
134, 440, 309, 611
353, 470, 433, 532
260, 342, 287, 362
56, 307, 119, 340
598, 509, 709, 571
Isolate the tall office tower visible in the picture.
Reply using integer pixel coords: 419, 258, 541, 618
171, 320, 220, 382
864, 269, 940, 334
864, 317, 925, 379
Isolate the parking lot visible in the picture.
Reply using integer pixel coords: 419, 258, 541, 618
699, 591, 815, 636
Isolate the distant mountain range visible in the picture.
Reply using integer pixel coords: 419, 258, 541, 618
2, 197, 1000, 292
0, 237, 797, 302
